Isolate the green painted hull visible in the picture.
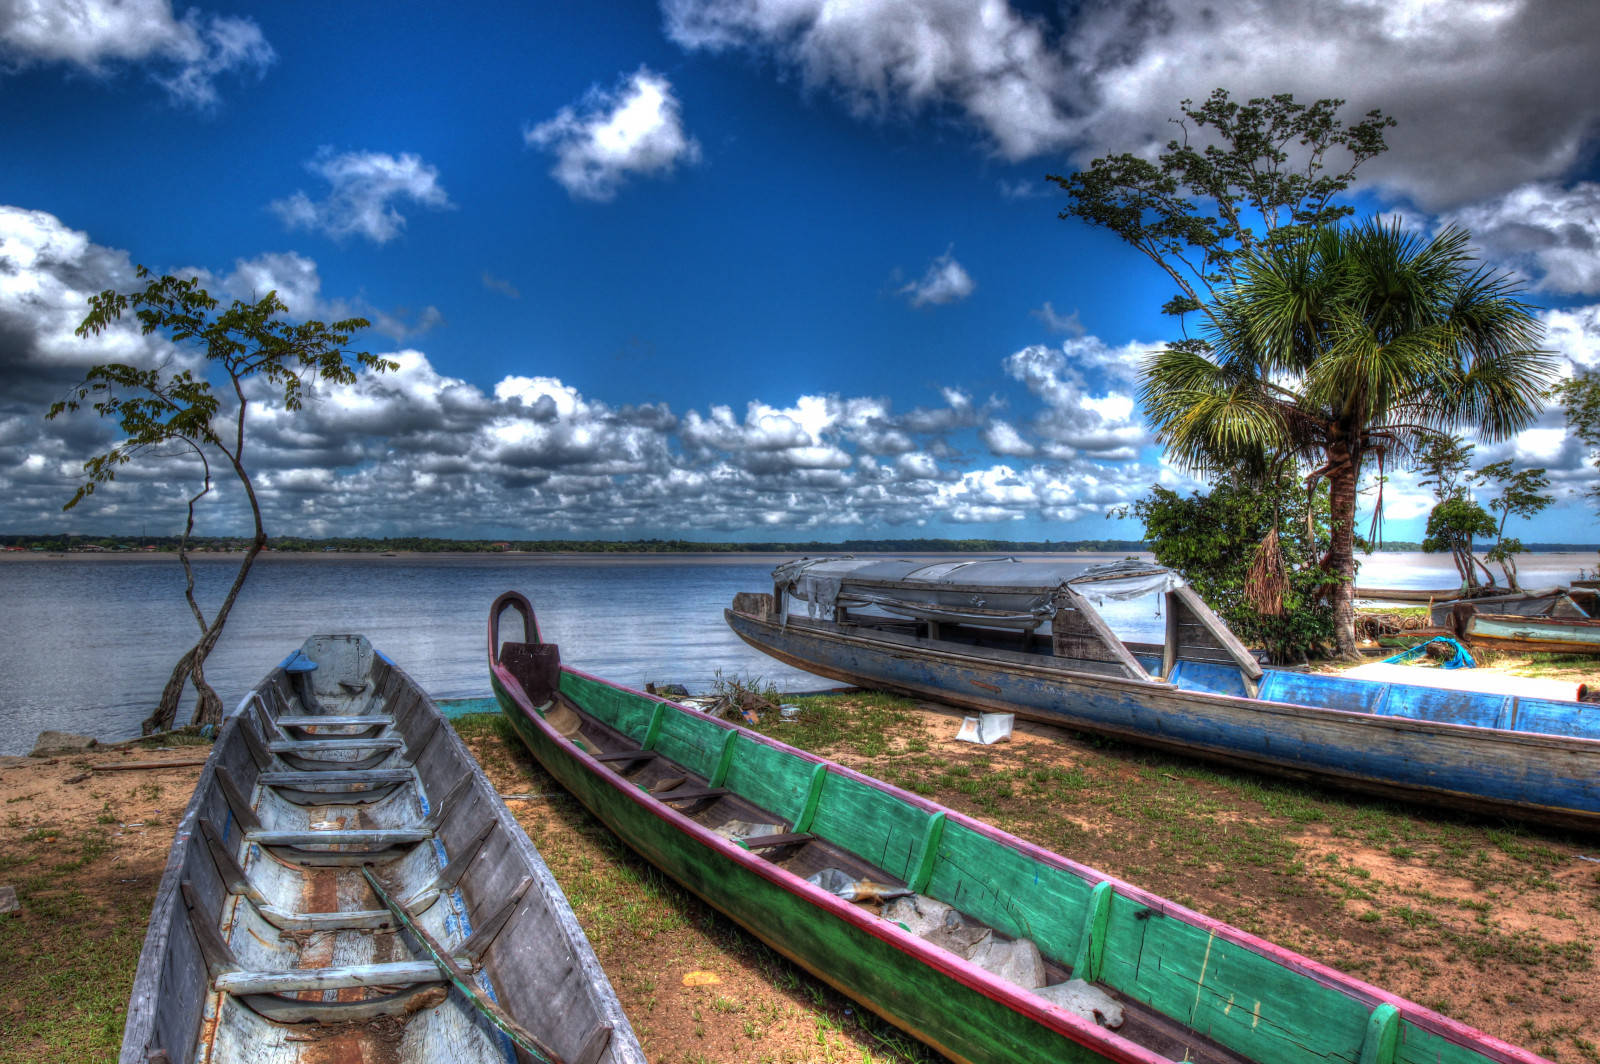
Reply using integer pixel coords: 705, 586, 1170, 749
486, 588, 1549, 1064
491, 672, 1120, 1064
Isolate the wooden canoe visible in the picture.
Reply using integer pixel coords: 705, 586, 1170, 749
1459, 612, 1600, 656
725, 558, 1600, 830
488, 591, 1552, 1064
121, 633, 643, 1064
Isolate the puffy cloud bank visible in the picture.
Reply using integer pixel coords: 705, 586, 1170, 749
663, 0, 1600, 210
4, 204, 1596, 540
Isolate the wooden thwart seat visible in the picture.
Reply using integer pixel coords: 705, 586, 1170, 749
274, 714, 394, 728
653, 786, 728, 804
594, 749, 657, 763
257, 768, 413, 787
266, 736, 405, 754
737, 832, 813, 850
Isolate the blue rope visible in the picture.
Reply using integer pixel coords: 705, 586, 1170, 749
1382, 637, 1476, 670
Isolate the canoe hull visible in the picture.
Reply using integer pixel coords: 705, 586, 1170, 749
489, 590, 1550, 1064
122, 635, 643, 1064
726, 609, 1600, 830
493, 670, 1135, 1064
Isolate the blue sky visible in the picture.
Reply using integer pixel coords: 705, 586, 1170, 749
3, 0, 1599, 543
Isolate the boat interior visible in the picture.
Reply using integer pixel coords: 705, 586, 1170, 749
135, 635, 618, 1064
754, 582, 1595, 739
520, 661, 1483, 1064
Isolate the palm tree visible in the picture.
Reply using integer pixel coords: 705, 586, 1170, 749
1142, 220, 1555, 657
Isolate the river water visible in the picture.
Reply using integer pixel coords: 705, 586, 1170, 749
1, 550, 1595, 755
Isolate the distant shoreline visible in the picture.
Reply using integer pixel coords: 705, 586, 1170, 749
0, 548, 1156, 564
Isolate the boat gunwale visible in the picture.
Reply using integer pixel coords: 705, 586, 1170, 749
743, 608, 1600, 755
489, 644, 1547, 1064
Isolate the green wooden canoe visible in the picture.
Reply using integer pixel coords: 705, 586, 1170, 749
489, 590, 1549, 1064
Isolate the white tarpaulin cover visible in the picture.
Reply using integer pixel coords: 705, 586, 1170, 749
773, 556, 1183, 626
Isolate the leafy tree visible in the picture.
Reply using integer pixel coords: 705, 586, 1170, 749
1475, 460, 1551, 590
1413, 433, 1496, 591
1127, 478, 1333, 664
1554, 369, 1600, 515
1421, 497, 1497, 592
1051, 89, 1395, 330
1140, 221, 1554, 657
49, 269, 392, 732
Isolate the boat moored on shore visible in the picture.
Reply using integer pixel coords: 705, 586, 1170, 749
727, 557, 1600, 830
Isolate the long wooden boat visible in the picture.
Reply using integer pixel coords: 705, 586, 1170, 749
1428, 589, 1590, 627
488, 591, 1550, 1064
1456, 612, 1600, 656
122, 633, 643, 1064
725, 557, 1600, 830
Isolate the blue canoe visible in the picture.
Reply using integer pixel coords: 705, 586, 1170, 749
726, 557, 1599, 831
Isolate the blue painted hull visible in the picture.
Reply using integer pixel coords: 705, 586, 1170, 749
726, 610, 1600, 830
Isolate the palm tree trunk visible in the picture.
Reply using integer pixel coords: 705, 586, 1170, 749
1326, 436, 1361, 659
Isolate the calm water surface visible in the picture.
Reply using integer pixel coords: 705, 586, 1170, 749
1, 550, 1594, 755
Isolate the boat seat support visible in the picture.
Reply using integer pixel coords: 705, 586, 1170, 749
215, 768, 263, 836
456, 875, 533, 965
1358, 1003, 1401, 1064
1072, 880, 1113, 983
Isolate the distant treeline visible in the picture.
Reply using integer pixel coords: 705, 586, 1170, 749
5, 533, 1597, 554
6, 533, 1147, 554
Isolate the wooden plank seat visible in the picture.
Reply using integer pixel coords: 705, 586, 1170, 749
653, 786, 729, 805
266, 736, 405, 754
215, 768, 469, 863
214, 960, 453, 996
256, 768, 413, 787
198, 815, 500, 932
594, 750, 658, 765
245, 827, 432, 848
737, 832, 813, 850
273, 714, 394, 728
181, 880, 460, 1024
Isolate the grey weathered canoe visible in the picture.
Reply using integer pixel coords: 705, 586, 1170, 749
120, 634, 644, 1064
728, 557, 1600, 829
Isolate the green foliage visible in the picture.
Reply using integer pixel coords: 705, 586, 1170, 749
46, 268, 394, 731
1415, 433, 1476, 503
50, 268, 390, 510
1139, 219, 1554, 654
1554, 370, 1600, 514
1130, 479, 1333, 663
1051, 89, 1394, 322
1421, 497, 1497, 559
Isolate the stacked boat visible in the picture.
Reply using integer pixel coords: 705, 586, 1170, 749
122, 633, 643, 1064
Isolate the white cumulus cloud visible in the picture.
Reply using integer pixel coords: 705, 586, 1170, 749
271, 149, 453, 244
900, 247, 974, 307
1447, 182, 1600, 295
525, 66, 701, 202
0, 0, 272, 107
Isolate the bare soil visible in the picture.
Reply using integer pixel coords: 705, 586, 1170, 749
3, 694, 1598, 1064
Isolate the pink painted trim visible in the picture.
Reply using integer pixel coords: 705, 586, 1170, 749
489, 616, 1545, 1064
